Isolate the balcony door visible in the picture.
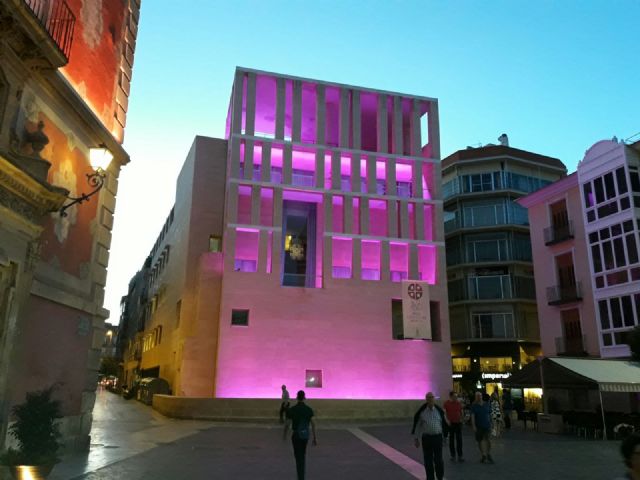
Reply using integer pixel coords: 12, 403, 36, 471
561, 309, 583, 354
282, 201, 316, 287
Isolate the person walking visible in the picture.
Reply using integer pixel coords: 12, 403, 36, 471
471, 391, 494, 464
412, 392, 449, 480
443, 391, 464, 462
279, 384, 290, 423
502, 388, 513, 430
490, 390, 503, 438
283, 390, 317, 480
615, 433, 640, 479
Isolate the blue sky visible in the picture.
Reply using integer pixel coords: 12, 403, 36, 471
105, 0, 640, 323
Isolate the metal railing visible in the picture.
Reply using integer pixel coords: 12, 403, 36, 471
23, 0, 75, 59
544, 221, 574, 245
448, 274, 536, 302
555, 335, 587, 356
547, 282, 582, 305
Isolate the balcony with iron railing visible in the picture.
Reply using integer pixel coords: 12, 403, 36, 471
18, 0, 75, 62
547, 282, 582, 306
555, 334, 588, 356
544, 221, 574, 246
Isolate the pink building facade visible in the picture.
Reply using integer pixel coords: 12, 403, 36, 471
125, 68, 451, 400
519, 139, 640, 359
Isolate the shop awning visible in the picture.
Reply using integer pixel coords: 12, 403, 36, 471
504, 357, 640, 392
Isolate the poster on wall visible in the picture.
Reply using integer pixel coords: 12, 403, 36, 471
401, 280, 431, 339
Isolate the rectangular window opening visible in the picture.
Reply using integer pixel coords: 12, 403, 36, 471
231, 309, 249, 326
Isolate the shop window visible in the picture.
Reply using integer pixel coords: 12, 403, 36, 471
452, 358, 471, 373
231, 309, 249, 326
479, 357, 512, 373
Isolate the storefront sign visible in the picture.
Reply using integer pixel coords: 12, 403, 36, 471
481, 372, 511, 380
401, 280, 431, 339
452, 374, 463, 379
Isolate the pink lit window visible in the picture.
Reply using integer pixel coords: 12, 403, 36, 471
237, 186, 252, 224
332, 237, 352, 279
361, 240, 381, 281
390, 242, 408, 282
423, 205, 434, 241
332, 196, 344, 233
254, 75, 276, 138
369, 199, 388, 237
418, 245, 437, 284
234, 229, 259, 273
260, 188, 274, 227
305, 370, 322, 388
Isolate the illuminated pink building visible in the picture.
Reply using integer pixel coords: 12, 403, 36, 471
124, 68, 451, 400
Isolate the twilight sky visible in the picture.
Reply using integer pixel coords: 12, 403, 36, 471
105, 0, 640, 324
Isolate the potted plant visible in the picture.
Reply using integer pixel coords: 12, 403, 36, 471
1, 387, 62, 480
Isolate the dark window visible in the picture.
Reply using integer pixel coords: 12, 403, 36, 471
591, 245, 602, 273
604, 172, 616, 199
600, 228, 610, 240
624, 220, 634, 232
610, 298, 623, 329
631, 172, 640, 193
616, 168, 628, 194
603, 333, 613, 346
583, 183, 594, 207
613, 237, 626, 268
614, 331, 630, 345
607, 270, 628, 286
391, 299, 404, 339
597, 201, 618, 219
622, 296, 635, 327
231, 309, 249, 326
594, 177, 605, 203
430, 301, 441, 342
602, 241, 614, 270
599, 300, 610, 329
612, 224, 623, 236
627, 234, 639, 264
621, 197, 631, 210
587, 210, 596, 222
635, 196, 640, 208
589, 232, 598, 244
595, 276, 605, 288
632, 267, 640, 281
635, 294, 640, 323
305, 369, 322, 388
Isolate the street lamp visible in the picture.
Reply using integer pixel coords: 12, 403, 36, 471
59, 144, 112, 217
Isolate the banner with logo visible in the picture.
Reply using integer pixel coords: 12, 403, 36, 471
401, 280, 431, 339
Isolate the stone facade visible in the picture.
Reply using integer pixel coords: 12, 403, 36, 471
0, 0, 140, 451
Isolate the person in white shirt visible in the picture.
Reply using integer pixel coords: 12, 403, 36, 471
279, 385, 290, 423
411, 392, 449, 480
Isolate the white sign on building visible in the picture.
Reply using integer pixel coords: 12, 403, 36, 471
401, 280, 431, 339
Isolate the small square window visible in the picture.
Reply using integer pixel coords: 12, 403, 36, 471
209, 235, 222, 252
231, 309, 249, 326
305, 370, 323, 388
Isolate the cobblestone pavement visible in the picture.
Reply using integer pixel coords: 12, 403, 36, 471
1, 391, 624, 480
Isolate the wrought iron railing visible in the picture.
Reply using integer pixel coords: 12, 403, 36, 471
555, 335, 587, 356
23, 0, 76, 60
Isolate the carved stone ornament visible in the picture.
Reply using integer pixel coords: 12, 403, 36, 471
25, 239, 41, 272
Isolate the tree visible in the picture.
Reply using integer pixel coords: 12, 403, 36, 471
628, 326, 640, 362
99, 357, 120, 377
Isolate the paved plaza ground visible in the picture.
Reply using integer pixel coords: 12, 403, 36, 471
1, 390, 625, 479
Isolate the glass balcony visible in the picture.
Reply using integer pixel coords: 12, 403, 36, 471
546, 282, 582, 306
555, 334, 587, 356
448, 275, 536, 302
544, 221, 574, 245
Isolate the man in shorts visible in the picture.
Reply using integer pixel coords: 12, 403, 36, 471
470, 391, 494, 464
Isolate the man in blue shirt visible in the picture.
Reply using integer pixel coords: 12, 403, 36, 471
470, 391, 494, 463
284, 390, 317, 480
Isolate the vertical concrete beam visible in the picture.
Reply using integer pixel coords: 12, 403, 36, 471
387, 199, 397, 237
324, 192, 333, 233
412, 161, 424, 198
271, 230, 282, 279
258, 230, 269, 273
344, 196, 353, 233
331, 151, 341, 190
409, 244, 419, 280
316, 84, 326, 145
414, 202, 425, 241
243, 139, 254, 180
227, 183, 239, 224
283, 144, 293, 184
399, 200, 410, 238
351, 154, 361, 193
273, 189, 283, 228
351, 90, 361, 150
245, 72, 257, 136
250, 185, 261, 225
229, 137, 241, 179
231, 70, 244, 135
315, 148, 325, 188
352, 238, 362, 280
386, 157, 397, 196
224, 228, 237, 272
367, 154, 377, 194
428, 101, 441, 160
376, 94, 388, 153
392, 96, 403, 155
409, 98, 422, 156
275, 77, 286, 140
339, 88, 350, 148
261, 142, 272, 182
292, 80, 302, 142
323, 236, 333, 284
380, 241, 390, 281
360, 197, 370, 235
